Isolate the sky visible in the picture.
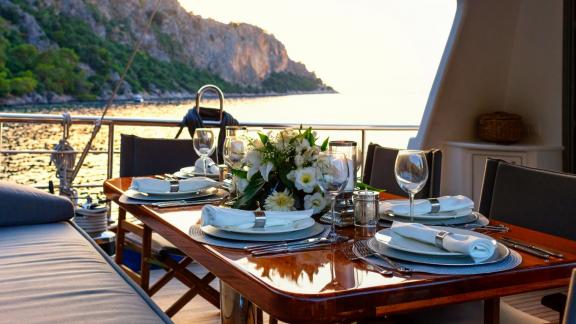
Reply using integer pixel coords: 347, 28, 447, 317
177, 0, 456, 97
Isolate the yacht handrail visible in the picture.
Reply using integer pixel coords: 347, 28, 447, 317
0, 112, 419, 190
0, 113, 419, 130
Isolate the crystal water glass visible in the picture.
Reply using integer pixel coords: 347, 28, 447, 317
193, 128, 216, 177
318, 152, 350, 242
394, 150, 429, 221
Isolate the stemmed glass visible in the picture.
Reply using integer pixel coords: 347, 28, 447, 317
394, 150, 429, 221
193, 128, 216, 177
318, 152, 350, 242
223, 136, 246, 199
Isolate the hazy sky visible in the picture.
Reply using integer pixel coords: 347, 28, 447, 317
178, 0, 456, 97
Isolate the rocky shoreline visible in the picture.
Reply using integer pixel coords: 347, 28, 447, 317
0, 88, 337, 109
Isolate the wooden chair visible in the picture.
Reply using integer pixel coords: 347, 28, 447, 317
479, 158, 576, 320
115, 134, 220, 317
362, 143, 442, 198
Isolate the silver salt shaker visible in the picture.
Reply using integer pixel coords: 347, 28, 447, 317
353, 191, 379, 228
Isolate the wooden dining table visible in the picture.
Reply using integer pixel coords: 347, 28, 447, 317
104, 177, 576, 324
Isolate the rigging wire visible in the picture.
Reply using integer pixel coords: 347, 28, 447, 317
69, 0, 163, 185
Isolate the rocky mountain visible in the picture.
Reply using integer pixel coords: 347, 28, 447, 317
0, 0, 329, 104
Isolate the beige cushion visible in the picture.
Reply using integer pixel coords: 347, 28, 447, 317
0, 222, 171, 323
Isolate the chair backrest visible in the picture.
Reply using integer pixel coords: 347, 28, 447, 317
362, 143, 442, 198
479, 159, 576, 241
563, 269, 576, 324
120, 134, 208, 177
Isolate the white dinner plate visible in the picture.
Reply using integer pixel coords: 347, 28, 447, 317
380, 212, 487, 226
179, 166, 219, 176
387, 207, 473, 220
374, 226, 497, 257
215, 218, 316, 234
200, 222, 326, 242
367, 237, 510, 266
124, 188, 217, 201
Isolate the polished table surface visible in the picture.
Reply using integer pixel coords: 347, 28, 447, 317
105, 177, 576, 323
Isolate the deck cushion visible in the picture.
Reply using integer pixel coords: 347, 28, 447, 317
0, 222, 172, 323
0, 181, 74, 227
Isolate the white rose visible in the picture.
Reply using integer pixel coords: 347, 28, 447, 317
245, 150, 262, 180
259, 161, 274, 182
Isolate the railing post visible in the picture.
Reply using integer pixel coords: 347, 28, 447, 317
360, 129, 366, 181
107, 123, 114, 180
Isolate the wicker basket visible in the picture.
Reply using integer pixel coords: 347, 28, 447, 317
477, 112, 524, 143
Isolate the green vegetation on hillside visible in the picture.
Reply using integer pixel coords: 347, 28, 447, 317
0, 2, 325, 101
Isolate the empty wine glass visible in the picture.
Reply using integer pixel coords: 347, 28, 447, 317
193, 128, 216, 177
394, 150, 429, 221
223, 136, 246, 171
317, 152, 350, 242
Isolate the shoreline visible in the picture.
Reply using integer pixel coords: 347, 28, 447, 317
0, 89, 338, 110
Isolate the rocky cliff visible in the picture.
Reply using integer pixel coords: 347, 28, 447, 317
0, 0, 328, 104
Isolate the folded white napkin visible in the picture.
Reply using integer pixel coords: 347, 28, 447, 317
201, 205, 314, 229
380, 195, 474, 216
194, 158, 220, 175
130, 177, 219, 194
389, 222, 496, 262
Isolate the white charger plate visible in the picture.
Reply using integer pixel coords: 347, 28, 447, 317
375, 226, 497, 257
380, 212, 485, 226
124, 188, 217, 201
215, 218, 316, 234
367, 237, 510, 266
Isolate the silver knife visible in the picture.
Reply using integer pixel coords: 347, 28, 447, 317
500, 240, 550, 259
501, 237, 564, 258
246, 237, 329, 252
252, 242, 333, 256
152, 197, 224, 208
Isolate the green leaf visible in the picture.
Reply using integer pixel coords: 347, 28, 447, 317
356, 181, 386, 192
230, 168, 248, 179
233, 174, 266, 209
321, 137, 330, 151
258, 132, 269, 145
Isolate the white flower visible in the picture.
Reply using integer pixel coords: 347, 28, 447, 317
294, 154, 305, 167
245, 150, 262, 180
259, 161, 274, 181
295, 139, 311, 153
287, 170, 296, 182
294, 167, 318, 193
232, 176, 249, 195
264, 190, 295, 211
304, 192, 328, 214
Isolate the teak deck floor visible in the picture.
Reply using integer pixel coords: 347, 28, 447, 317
150, 263, 564, 324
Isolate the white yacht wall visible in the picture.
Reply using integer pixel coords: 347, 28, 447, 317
411, 0, 563, 148
409, 0, 564, 195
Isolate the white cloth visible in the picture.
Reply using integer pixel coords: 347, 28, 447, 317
194, 158, 220, 175
130, 177, 220, 193
380, 195, 474, 216
201, 205, 314, 229
390, 222, 496, 262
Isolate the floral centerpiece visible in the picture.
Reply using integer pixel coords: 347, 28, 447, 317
230, 127, 330, 214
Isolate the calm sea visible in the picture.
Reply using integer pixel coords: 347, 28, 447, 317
0, 93, 421, 197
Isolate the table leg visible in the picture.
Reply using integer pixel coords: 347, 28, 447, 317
220, 281, 259, 324
115, 208, 126, 265
484, 298, 500, 324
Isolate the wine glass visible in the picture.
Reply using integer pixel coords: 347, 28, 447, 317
193, 128, 216, 177
223, 136, 246, 199
317, 152, 350, 242
394, 150, 429, 221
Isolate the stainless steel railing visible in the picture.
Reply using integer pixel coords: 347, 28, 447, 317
0, 112, 419, 189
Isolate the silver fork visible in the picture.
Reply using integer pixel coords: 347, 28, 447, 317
353, 240, 412, 274
341, 244, 393, 276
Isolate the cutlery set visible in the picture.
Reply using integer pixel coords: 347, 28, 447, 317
498, 237, 564, 259
244, 237, 333, 256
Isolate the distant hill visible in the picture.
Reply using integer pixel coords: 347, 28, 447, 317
0, 0, 330, 104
